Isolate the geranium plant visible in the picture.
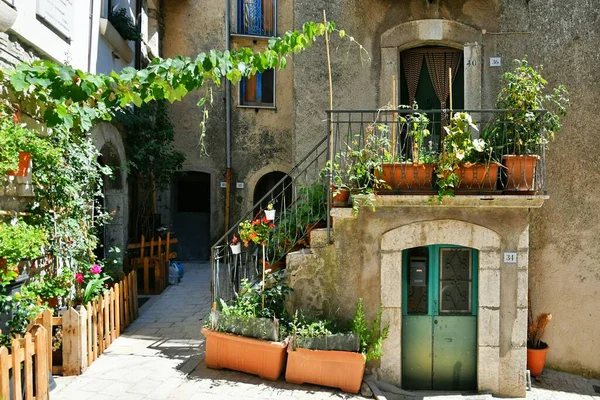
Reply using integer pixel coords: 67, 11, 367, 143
435, 112, 487, 200
239, 215, 275, 247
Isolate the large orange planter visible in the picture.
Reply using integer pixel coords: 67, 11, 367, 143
376, 162, 434, 190
502, 155, 540, 192
527, 345, 549, 376
202, 328, 288, 381
285, 347, 366, 393
457, 163, 500, 191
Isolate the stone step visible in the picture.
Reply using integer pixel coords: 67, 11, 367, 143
308, 227, 333, 248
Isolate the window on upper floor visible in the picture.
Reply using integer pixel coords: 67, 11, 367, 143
239, 69, 275, 108
238, 0, 276, 37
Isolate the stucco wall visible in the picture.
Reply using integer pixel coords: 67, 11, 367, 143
287, 0, 600, 378
162, 0, 295, 244
286, 202, 531, 397
162, 0, 599, 375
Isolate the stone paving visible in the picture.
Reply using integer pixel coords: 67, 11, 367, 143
50, 262, 600, 400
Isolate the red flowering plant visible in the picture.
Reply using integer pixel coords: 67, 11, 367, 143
238, 214, 276, 247
75, 263, 111, 304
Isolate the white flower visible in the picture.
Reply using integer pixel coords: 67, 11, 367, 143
456, 149, 465, 160
472, 138, 486, 152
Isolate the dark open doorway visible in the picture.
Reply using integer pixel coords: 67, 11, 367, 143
253, 171, 292, 216
173, 172, 211, 261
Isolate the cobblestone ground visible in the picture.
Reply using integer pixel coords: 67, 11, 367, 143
51, 262, 600, 400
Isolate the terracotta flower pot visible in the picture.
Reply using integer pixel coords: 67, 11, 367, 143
285, 347, 366, 393
331, 186, 350, 207
6, 152, 32, 177
457, 163, 500, 191
527, 345, 549, 376
202, 328, 288, 381
375, 162, 434, 190
502, 155, 540, 193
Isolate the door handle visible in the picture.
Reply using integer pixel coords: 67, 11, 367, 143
434, 319, 438, 324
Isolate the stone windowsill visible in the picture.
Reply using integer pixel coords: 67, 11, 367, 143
99, 18, 134, 63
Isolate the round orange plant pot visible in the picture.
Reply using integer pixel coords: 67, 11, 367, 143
285, 347, 366, 393
202, 327, 288, 381
502, 154, 540, 192
527, 345, 549, 376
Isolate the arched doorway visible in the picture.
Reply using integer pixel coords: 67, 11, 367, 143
95, 142, 125, 260
173, 172, 211, 260
253, 171, 292, 215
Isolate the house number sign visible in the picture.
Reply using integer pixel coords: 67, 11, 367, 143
503, 251, 517, 264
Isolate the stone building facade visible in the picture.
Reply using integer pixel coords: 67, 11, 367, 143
163, 0, 599, 391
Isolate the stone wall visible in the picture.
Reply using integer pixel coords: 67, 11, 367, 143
286, 198, 534, 397
162, 0, 295, 245
287, 0, 600, 379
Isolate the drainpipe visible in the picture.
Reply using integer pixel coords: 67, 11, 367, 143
224, 0, 232, 236
87, 0, 94, 72
134, 0, 142, 69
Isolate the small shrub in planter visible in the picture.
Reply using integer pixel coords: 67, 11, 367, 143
202, 271, 291, 380
285, 299, 390, 393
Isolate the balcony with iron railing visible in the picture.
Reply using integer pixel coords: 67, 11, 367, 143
211, 108, 549, 302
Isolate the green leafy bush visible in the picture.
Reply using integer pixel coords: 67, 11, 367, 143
0, 291, 45, 346
0, 221, 48, 286
352, 298, 390, 361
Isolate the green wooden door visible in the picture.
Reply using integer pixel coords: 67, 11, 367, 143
402, 245, 478, 391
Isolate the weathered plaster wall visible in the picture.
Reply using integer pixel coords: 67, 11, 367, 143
289, 0, 600, 378
292, 0, 500, 161
286, 203, 531, 397
497, 1, 600, 377
163, 0, 294, 244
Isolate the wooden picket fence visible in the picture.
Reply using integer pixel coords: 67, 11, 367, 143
33, 270, 139, 376
0, 325, 50, 400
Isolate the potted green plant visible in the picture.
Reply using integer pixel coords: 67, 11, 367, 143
494, 59, 569, 192
377, 108, 437, 191
321, 157, 350, 207
22, 268, 74, 309
343, 127, 389, 213
435, 112, 494, 200
285, 299, 389, 394
202, 271, 291, 380
527, 312, 552, 376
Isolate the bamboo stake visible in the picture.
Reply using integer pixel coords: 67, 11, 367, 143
449, 67, 453, 119
261, 243, 266, 309
324, 10, 334, 193
391, 75, 397, 159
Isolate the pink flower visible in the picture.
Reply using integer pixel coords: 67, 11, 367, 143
90, 264, 102, 274
76, 273, 84, 283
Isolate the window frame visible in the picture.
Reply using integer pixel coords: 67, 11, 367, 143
238, 69, 277, 109
236, 0, 277, 38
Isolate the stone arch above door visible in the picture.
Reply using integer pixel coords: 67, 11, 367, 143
92, 123, 129, 258
378, 219, 503, 394
379, 19, 483, 111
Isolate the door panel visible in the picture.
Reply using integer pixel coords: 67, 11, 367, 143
402, 245, 477, 391
432, 316, 477, 390
402, 316, 433, 390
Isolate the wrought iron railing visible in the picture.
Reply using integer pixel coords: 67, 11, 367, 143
211, 107, 549, 303
237, 0, 276, 37
211, 135, 329, 303
327, 108, 548, 195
